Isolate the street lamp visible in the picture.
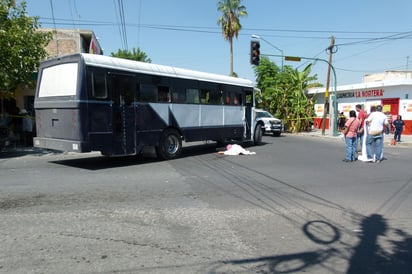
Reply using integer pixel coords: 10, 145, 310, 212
251, 35, 284, 70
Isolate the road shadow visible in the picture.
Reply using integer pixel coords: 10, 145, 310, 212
207, 214, 412, 273
347, 214, 412, 274
50, 143, 220, 170
0, 147, 61, 159
1, 139, 276, 162
209, 248, 339, 274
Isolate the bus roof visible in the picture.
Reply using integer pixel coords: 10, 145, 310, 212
76, 53, 254, 88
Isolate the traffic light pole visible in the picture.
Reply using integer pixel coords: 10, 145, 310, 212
251, 35, 284, 70
262, 53, 339, 137
321, 37, 336, 136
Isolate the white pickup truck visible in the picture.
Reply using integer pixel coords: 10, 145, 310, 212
255, 109, 283, 137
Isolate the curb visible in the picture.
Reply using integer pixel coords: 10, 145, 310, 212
291, 131, 412, 147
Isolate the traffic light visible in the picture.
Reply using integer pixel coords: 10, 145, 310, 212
250, 40, 260, 66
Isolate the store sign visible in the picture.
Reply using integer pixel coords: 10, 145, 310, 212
338, 89, 384, 99
337, 92, 355, 99
355, 89, 384, 98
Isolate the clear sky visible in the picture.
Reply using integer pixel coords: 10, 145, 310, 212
23, 0, 412, 86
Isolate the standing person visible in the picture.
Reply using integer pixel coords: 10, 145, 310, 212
342, 110, 360, 162
21, 109, 33, 146
355, 104, 366, 150
385, 112, 392, 134
365, 105, 389, 163
338, 112, 346, 132
393, 115, 405, 142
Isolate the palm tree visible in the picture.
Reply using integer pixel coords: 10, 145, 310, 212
217, 0, 247, 76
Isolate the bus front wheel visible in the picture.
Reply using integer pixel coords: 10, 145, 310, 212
254, 125, 263, 145
156, 129, 182, 160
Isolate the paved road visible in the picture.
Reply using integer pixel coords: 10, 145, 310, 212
0, 134, 411, 273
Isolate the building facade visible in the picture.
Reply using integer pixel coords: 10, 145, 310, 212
308, 71, 412, 135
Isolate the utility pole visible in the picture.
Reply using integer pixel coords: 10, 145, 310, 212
321, 36, 336, 135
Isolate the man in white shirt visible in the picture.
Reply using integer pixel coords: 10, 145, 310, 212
365, 105, 388, 163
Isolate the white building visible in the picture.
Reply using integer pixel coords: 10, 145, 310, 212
308, 71, 412, 135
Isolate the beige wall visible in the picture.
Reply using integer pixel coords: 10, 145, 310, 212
364, 71, 412, 82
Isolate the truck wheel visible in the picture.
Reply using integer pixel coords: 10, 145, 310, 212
254, 125, 263, 145
156, 129, 182, 160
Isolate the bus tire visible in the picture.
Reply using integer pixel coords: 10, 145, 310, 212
254, 125, 263, 145
156, 129, 182, 160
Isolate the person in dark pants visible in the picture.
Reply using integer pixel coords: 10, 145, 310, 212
21, 110, 33, 146
343, 110, 360, 162
393, 115, 405, 142
365, 105, 389, 163
356, 104, 366, 151
338, 112, 346, 132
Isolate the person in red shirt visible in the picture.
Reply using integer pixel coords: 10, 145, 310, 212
356, 104, 366, 150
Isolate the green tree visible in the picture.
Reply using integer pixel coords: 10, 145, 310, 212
254, 57, 322, 132
110, 47, 151, 63
217, 0, 247, 77
0, 0, 51, 97
287, 63, 321, 132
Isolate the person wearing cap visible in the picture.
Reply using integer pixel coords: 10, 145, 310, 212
365, 105, 389, 163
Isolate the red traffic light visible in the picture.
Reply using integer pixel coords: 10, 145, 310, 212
250, 41, 260, 66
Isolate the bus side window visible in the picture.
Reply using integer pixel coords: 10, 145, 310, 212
245, 93, 253, 106
90, 70, 107, 99
224, 87, 242, 105
139, 84, 157, 102
225, 92, 231, 105
234, 93, 242, 105
209, 90, 222, 105
171, 88, 185, 103
186, 88, 199, 104
200, 89, 210, 104
158, 86, 170, 102
123, 78, 134, 106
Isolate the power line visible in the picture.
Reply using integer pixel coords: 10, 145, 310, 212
113, 0, 128, 51
118, 0, 128, 50
35, 16, 412, 67
36, 17, 412, 41
336, 30, 412, 47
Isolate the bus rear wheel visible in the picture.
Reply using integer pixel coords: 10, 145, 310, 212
156, 129, 182, 160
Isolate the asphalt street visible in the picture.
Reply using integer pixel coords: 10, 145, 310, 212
0, 133, 411, 274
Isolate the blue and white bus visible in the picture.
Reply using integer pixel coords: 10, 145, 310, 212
33, 53, 262, 159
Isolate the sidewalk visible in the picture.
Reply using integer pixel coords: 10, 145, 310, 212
297, 129, 412, 147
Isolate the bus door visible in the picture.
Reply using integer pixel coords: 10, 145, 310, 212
244, 89, 254, 140
109, 74, 136, 155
